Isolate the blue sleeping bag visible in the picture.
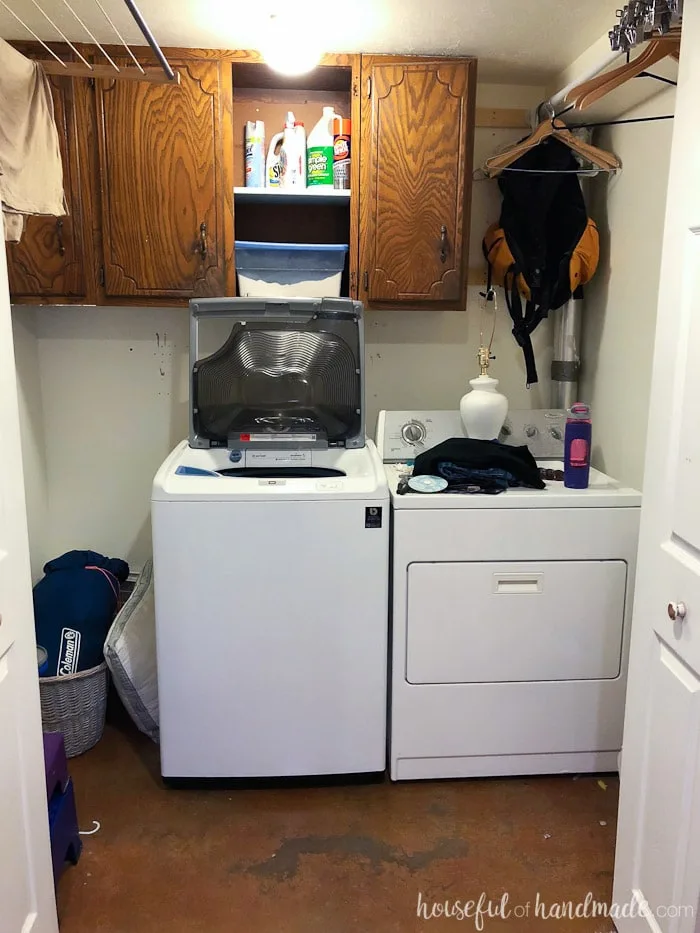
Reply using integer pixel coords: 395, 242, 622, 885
34, 550, 129, 676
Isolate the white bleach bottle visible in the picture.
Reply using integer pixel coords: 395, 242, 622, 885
280, 111, 305, 188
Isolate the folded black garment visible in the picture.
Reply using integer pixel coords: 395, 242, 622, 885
413, 438, 546, 490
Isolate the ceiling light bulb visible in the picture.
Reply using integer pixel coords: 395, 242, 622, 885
259, 14, 323, 75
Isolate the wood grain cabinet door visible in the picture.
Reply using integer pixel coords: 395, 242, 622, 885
95, 59, 233, 300
6, 75, 87, 300
359, 57, 476, 306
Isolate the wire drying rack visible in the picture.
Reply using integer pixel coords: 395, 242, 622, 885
0, 0, 179, 84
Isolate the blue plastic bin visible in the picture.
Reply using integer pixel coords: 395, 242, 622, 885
235, 241, 348, 298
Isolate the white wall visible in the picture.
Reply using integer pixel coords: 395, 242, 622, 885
11, 307, 48, 581
31, 306, 191, 570
580, 88, 675, 490
13, 83, 552, 572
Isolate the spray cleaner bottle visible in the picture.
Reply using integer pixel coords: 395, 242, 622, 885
333, 116, 351, 190
245, 120, 265, 188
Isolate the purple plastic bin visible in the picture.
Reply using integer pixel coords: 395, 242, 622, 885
42, 732, 69, 802
48, 778, 82, 881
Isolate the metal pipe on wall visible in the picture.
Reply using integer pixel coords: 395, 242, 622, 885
551, 295, 583, 410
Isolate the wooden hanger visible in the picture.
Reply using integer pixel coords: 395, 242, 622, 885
565, 37, 680, 111
484, 119, 557, 175
484, 119, 620, 177
559, 130, 620, 170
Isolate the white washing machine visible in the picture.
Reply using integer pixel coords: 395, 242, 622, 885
378, 410, 641, 781
152, 298, 389, 781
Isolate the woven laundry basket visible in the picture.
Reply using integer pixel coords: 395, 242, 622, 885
40, 662, 109, 757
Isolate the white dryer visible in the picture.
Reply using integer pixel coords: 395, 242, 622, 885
152, 299, 389, 781
378, 410, 641, 781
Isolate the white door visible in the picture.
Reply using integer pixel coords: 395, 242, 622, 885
614, 7, 700, 932
0, 230, 58, 931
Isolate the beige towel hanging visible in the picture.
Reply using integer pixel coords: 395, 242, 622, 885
0, 38, 65, 242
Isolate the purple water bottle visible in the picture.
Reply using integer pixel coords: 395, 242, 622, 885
564, 403, 592, 489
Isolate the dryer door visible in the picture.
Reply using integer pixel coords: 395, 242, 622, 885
406, 560, 627, 684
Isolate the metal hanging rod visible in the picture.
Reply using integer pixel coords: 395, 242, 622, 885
569, 113, 675, 129
121, 0, 176, 81
92, 0, 144, 73
27, 0, 92, 68
0, 0, 67, 66
56, 0, 120, 72
3, 0, 178, 84
636, 69, 677, 86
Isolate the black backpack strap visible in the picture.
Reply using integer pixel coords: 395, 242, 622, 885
503, 268, 541, 386
481, 234, 498, 303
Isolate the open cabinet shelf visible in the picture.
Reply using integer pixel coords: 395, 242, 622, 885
232, 59, 356, 297
233, 187, 351, 204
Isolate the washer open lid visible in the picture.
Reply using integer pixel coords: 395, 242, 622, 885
188, 298, 365, 450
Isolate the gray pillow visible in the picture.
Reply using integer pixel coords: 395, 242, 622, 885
105, 560, 159, 742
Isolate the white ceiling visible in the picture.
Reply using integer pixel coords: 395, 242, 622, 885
0, 0, 617, 82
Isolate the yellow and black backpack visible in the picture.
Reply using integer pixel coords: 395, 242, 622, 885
483, 137, 599, 385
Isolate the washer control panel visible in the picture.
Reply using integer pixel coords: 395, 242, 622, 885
378, 410, 566, 462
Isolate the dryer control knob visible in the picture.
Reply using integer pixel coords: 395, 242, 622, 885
525, 425, 538, 438
401, 421, 426, 445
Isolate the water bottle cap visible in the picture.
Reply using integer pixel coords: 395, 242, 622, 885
569, 403, 591, 419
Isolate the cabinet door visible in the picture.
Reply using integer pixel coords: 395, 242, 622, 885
614, 640, 700, 933
95, 59, 233, 300
6, 75, 87, 300
359, 56, 476, 306
613, 3, 700, 930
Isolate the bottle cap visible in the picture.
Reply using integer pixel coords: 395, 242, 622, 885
334, 117, 352, 136
568, 402, 591, 419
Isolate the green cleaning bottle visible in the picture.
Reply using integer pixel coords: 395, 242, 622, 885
307, 106, 335, 187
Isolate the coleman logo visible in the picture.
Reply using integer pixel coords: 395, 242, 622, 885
58, 628, 81, 676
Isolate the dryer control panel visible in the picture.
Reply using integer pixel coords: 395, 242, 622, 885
378, 410, 566, 462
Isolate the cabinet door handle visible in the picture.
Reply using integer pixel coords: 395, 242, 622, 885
199, 222, 207, 259
439, 225, 448, 263
56, 218, 65, 257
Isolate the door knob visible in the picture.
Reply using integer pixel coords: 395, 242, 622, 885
668, 601, 687, 622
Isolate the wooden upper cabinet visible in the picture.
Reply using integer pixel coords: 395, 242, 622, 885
359, 56, 476, 306
7, 75, 88, 300
95, 59, 234, 300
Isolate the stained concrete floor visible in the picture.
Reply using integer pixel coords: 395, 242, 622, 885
58, 712, 619, 933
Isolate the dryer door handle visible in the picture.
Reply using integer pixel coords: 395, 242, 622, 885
493, 573, 544, 595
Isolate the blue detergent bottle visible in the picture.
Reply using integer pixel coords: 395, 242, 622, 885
564, 403, 592, 489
